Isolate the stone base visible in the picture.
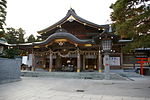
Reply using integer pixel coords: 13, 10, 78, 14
0, 78, 21, 84
31, 67, 35, 71
99, 69, 102, 72
77, 69, 80, 72
49, 68, 52, 72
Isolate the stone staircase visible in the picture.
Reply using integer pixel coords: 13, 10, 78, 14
21, 71, 128, 80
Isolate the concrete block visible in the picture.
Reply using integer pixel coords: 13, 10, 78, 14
0, 58, 21, 84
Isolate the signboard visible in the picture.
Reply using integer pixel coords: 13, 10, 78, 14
109, 57, 120, 66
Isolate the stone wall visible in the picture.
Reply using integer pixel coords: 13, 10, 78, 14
0, 58, 21, 84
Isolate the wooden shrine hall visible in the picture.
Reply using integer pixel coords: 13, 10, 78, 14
18, 8, 120, 72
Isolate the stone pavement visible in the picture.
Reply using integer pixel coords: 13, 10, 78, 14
0, 77, 150, 100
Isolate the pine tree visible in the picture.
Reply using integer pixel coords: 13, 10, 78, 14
0, 0, 7, 38
110, 0, 150, 52
27, 34, 36, 43
4, 27, 25, 44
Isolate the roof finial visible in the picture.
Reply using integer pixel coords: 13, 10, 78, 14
69, 0, 72, 10
70, 4, 72, 9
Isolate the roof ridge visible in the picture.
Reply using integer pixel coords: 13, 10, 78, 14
37, 8, 108, 34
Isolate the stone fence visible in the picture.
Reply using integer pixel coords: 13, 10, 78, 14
0, 58, 21, 84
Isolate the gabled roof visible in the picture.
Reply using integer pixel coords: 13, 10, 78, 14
37, 8, 109, 34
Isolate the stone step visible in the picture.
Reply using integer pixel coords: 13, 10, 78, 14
21, 71, 127, 80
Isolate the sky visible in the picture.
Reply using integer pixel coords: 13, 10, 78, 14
5, 0, 117, 37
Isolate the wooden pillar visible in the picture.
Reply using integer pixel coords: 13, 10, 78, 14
49, 52, 53, 72
98, 50, 102, 72
120, 53, 123, 67
77, 50, 81, 72
31, 53, 35, 71
120, 45, 124, 69
83, 54, 85, 71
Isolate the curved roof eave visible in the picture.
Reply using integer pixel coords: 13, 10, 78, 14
16, 32, 94, 46
37, 8, 109, 34
34, 32, 93, 45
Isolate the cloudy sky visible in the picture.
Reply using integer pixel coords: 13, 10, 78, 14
5, 0, 117, 36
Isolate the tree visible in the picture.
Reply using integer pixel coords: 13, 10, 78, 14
18, 28, 25, 43
2, 27, 26, 58
110, 0, 150, 52
3, 48, 19, 58
27, 34, 36, 43
4, 27, 25, 44
0, 0, 7, 38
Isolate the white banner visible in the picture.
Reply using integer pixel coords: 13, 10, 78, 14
22, 56, 27, 65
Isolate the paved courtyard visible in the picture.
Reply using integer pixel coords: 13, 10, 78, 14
0, 77, 150, 100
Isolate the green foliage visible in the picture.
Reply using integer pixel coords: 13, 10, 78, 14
110, 0, 150, 52
2, 27, 26, 58
110, 0, 150, 38
0, 0, 7, 38
4, 27, 25, 44
18, 28, 25, 43
123, 35, 150, 52
3, 48, 19, 58
27, 34, 36, 43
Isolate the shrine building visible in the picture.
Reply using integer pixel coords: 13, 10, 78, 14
18, 8, 123, 72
